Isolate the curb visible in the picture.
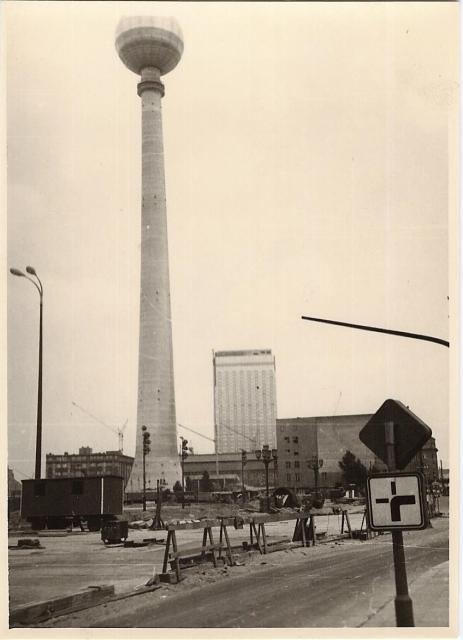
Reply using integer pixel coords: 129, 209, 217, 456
10, 585, 115, 626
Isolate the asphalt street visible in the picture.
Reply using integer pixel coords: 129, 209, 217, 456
9, 509, 365, 607
43, 517, 449, 628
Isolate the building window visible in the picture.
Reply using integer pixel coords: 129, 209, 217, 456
294, 451, 299, 456
294, 461, 300, 468
295, 474, 300, 481
71, 480, 84, 495
285, 461, 291, 469
293, 437, 298, 444
284, 436, 290, 443
286, 473, 291, 482
34, 481, 46, 497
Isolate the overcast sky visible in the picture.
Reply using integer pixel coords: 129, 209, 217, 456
6, 1, 457, 479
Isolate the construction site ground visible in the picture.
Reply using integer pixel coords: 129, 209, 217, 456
8, 499, 450, 628
9, 500, 364, 609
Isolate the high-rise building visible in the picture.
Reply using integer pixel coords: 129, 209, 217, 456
213, 350, 277, 453
115, 17, 184, 490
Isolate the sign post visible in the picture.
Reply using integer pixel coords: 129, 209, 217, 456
360, 400, 432, 628
385, 421, 414, 627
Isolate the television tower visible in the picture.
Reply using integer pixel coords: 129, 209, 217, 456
115, 17, 183, 490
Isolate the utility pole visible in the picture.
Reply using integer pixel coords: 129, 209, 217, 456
307, 455, 324, 494
10, 266, 44, 478
255, 445, 278, 512
241, 450, 247, 494
142, 426, 151, 512
385, 421, 415, 627
180, 437, 189, 509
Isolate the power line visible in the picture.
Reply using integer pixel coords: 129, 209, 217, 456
301, 315, 449, 348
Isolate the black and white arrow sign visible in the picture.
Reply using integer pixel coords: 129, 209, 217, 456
366, 472, 426, 531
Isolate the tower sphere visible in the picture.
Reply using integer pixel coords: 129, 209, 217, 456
115, 16, 184, 76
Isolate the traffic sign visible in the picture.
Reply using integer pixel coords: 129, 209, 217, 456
366, 472, 426, 531
359, 399, 432, 469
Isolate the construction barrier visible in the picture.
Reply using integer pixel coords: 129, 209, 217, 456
160, 510, 354, 583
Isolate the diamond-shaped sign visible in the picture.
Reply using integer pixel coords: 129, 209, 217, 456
359, 399, 432, 470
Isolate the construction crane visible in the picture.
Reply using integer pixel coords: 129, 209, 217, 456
71, 401, 128, 453
177, 422, 258, 480
177, 423, 216, 447
177, 422, 258, 450
177, 423, 219, 476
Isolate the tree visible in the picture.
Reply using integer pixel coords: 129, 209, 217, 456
199, 470, 214, 492
338, 450, 368, 491
173, 480, 183, 493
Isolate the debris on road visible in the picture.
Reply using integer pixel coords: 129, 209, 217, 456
9, 538, 44, 550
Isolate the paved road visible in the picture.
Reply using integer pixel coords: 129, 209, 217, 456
56, 518, 448, 628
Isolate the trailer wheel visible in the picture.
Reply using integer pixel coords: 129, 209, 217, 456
87, 517, 102, 532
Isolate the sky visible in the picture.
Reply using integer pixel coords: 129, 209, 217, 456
5, 1, 457, 480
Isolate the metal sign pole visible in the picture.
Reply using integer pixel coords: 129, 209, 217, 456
385, 421, 415, 627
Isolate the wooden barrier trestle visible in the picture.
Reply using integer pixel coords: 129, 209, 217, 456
160, 509, 355, 581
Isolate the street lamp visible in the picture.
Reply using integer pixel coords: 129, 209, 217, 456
307, 455, 324, 493
180, 437, 189, 509
10, 266, 43, 479
255, 444, 278, 512
241, 450, 247, 494
142, 425, 151, 511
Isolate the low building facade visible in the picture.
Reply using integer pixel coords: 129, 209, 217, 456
277, 414, 377, 490
374, 436, 439, 487
277, 414, 440, 492
46, 447, 134, 488
182, 452, 277, 490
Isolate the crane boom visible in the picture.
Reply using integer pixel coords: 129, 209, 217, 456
177, 422, 257, 448
177, 422, 259, 486
177, 423, 215, 443
72, 401, 127, 452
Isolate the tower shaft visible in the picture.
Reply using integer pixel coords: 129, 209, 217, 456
128, 67, 180, 491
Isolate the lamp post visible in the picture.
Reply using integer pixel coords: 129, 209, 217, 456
307, 455, 324, 494
142, 425, 151, 511
10, 266, 43, 479
255, 445, 278, 512
180, 437, 189, 509
241, 450, 247, 494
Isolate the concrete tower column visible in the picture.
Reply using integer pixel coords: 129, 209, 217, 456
116, 17, 183, 491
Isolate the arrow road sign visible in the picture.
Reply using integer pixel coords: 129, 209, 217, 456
366, 472, 426, 531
